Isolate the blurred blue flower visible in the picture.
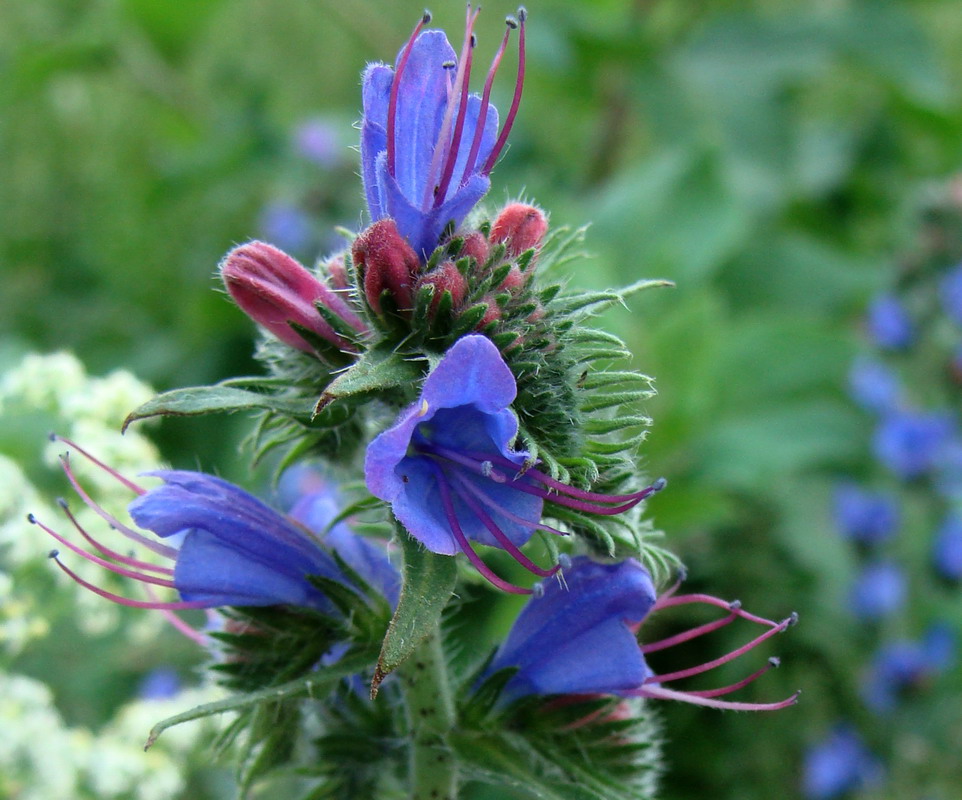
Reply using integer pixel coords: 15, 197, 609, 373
359, 10, 525, 258
849, 561, 906, 621
138, 667, 181, 701
933, 513, 962, 581
294, 117, 341, 168
259, 201, 313, 255
847, 357, 902, 415
485, 557, 799, 710
866, 293, 913, 350
939, 263, 962, 326
862, 628, 954, 713
365, 335, 663, 593
802, 725, 883, 799
873, 410, 954, 478
832, 483, 899, 545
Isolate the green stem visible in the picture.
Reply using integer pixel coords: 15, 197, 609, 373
399, 629, 458, 800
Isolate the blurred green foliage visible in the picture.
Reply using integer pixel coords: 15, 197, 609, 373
3, 0, 962, 798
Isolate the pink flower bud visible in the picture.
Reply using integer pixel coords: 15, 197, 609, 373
459, 232, 490, 269
476, 301, 502, 330
323, 255, 350, 290
498, 265, 525, 294
417, 261, 468, 312
352, 219, 421, 314
489, 203, 548, 262
220, 241, 365, 352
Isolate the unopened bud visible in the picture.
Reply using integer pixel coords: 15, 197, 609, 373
489, 203, 548, 262
323, 255, 350, 290
220, 241, 364, 352
459, 232, 490, 268
352, 219, 421, 314
418, 260, 468, 312
477, 302, 502, 330
498, 265, 525, 293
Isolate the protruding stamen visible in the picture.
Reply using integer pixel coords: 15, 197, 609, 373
29, 513, 177, 588
641, 609, 740, 654
433, 463, 532, 594
685, 657, 781, 698
481, 6, 526, 175
57, 497, 174, 575
422, 4, 480, 209
448, 470, 558, 577
451, 468, 569, 536
48, 552, 207, 610
635, 683, 800, 712
51, 434, 147, 495
387, 11, 432, 179
653, 592, 779, 627
144, 585, 208, 645
461, 17, 513, 185
645, 615, 794, 684
60, 454, 178, 559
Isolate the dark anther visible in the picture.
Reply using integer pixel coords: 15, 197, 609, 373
422, 10, 432, 24
517, 6, 527, 22
787, 612, 800, 627
505, 15, 518, 29
728, 600, 742, 611
26, 513, 37, 524
48, 549, 59, 559
768, 657, 781, 668
57, 497, 69, 510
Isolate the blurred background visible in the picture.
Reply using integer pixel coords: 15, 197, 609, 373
2, 0, 962, 798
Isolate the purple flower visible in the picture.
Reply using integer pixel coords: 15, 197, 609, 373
259, 201, 313, 255
848, 357, 901, 415
862, 628, 955, 713
294, 118, 341, 168
364, 335, 664, 593
485, 557, 799, 710
360, 9, 526, 259
939, 263, 962, 326
832, 483, 899, 545
866, 293, 913, 350
32, 437, 397, 624
873, 410, 954, 478
138, 667, 182, 701
933, 514, 962, 581
802, 726, 883, 799
848, 561, 906, 621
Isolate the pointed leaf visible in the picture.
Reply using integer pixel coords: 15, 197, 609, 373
313, 345, 424, 415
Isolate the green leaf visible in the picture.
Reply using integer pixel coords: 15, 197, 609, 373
143, 649, 377, 749
312, 344, 424, 415
122, 384, 310, 431
371, 532, 457, 696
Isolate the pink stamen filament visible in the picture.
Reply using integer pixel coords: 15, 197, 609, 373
453, 471, 569, 537
481, 7, 526, 176
60, 454, 178, 560
433, 464, 532, 594
645, 614, 795, 684
52, 434, 147, 495
145, 584, 209, 645
422, 5, 480, 210
49, 552, 207, 610
633, 683, 800, 712
433, 22, 478, 206
387, 11, 432, 180
29, 514, 176, 588
654, 592, 777, 627
686, 658, 780, 699
58, 499, 174, 576
641, 610, 740, 654
446, 470, 559, 577
461, 21, 512, 185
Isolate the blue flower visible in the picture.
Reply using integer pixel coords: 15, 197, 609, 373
801, 726, 883, 800
847, 357, 901, 415
939, 262, 962, 326
32, 437, 397, 621
832, 483, 899, 545
138, 667, 182, 701
866, 293, 913, 350
848, 561, 906, 621
862, 627, 955, 713
360, 9, 525, 259
932, 513, 962, 581
484, 557, 799, 710
872, 409, 954, 478
259, 201, 313, 256
364, 335, 664, 593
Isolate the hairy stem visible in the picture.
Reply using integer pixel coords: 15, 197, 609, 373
399, 629, 458, 800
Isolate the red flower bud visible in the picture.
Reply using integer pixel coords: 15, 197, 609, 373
418, 261, 468, 312
498, 265, 525, 294
324, 255, 350, 290
459, 232, 490, 268
221, 241, 365, 352
352, 219, 421, 314
490, 203, 548, 262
